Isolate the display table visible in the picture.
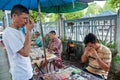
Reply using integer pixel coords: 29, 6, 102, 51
30, 47, 56, 64
30, 47, 57, 75
39, 66, 104, 80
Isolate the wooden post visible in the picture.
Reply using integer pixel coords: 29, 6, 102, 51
116, 8, 120, 55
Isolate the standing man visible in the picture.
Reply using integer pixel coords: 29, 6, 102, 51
3, 5, 34, 80
48, 30, 62, 59
81, 33, 112, 80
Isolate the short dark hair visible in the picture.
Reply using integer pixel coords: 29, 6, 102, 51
34, 31, 40, 35
84, 33, 98, 45
11, 4, 29, 17
49, 30, 56, 35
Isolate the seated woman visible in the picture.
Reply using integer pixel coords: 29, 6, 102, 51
32, 31, 43, 47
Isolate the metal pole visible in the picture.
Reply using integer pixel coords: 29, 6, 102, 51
58, 13, 61, 37
37, 0, 48, 73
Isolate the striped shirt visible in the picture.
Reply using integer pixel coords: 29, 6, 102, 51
86, 44, 112, 79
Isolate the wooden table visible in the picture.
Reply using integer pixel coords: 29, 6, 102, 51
30, 47, 57, 75
31, 54, 56, 65
30, 47, 56, 64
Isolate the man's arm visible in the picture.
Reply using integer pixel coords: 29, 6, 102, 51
90, 48, 111, 71
81, 51, 88, 63
18, 20, 34, 57
96, 56, 111, 71
81, 47, 91, 63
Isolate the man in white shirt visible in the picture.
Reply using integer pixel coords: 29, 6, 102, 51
3, 5, 34, 80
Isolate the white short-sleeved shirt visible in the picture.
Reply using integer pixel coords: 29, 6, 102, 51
3, 27, 33, 80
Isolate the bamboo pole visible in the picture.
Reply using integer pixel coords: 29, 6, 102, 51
37, 0, 48, 73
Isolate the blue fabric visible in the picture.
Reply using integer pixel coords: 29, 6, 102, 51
19, 27, 26, 35
77, 0, 105, 3
0, 0, 76, 10
0, 21, 3, 26
41, 1, 88, 13
35, 36, 43, 47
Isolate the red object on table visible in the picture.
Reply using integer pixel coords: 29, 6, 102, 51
61, 78, 69, 80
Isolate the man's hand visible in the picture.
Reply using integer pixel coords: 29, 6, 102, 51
85, 46, 90, 51
84, 46, 91, 55
81, 46, 91, 63
26, 19, 34, 31
89, 48, 99, 59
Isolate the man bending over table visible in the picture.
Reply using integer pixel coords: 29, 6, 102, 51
81, 33, 112, 80
48, 30, 62, 59
48, 31, 63, 70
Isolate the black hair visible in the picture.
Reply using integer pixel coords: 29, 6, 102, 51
49, 30, 56, 35
83, 33, 98, 45
34, 31, 40, 35
11, 4, 29, 17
